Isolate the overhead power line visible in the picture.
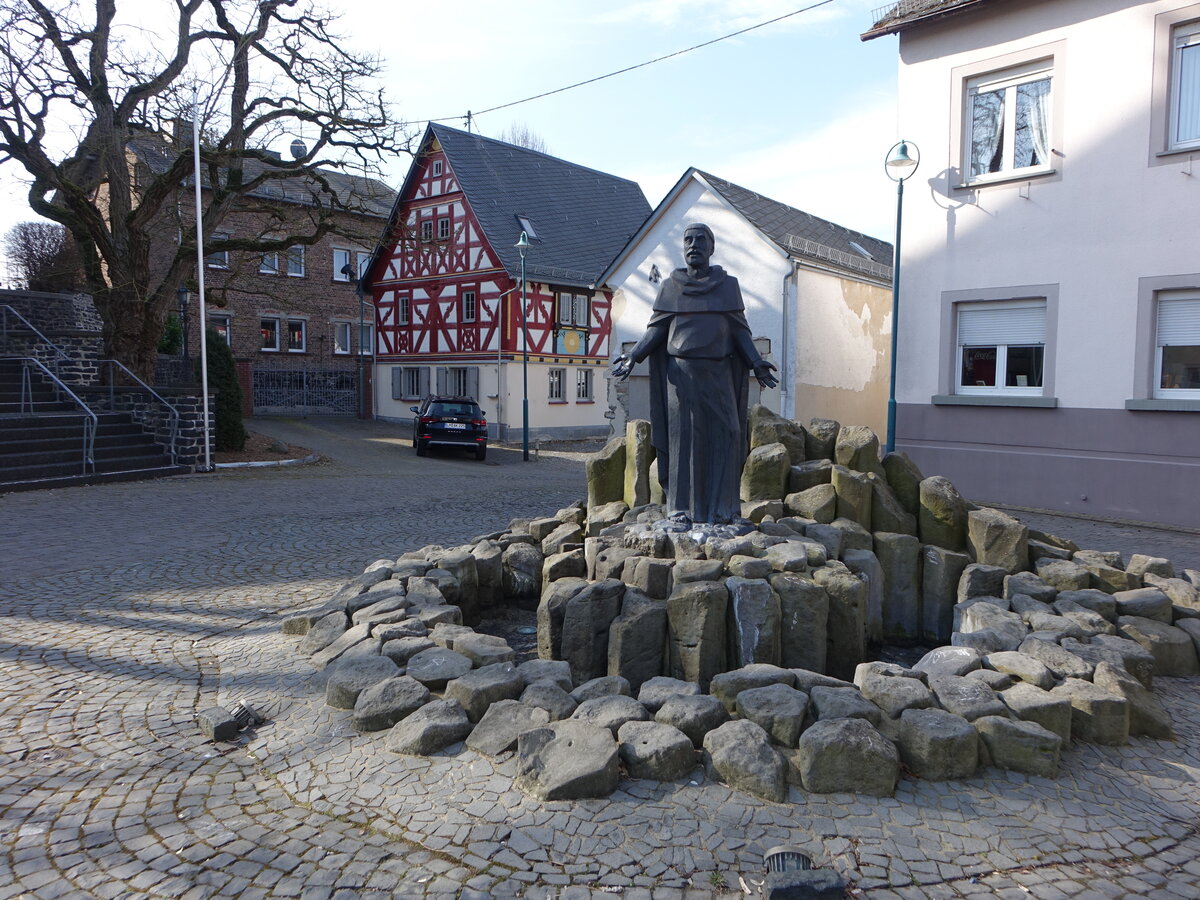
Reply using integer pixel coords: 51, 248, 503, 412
426, 0, 838, 127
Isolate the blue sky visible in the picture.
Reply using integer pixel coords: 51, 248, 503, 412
0, 0, 902, 281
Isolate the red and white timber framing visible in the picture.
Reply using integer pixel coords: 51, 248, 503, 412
369, 144, 612, 368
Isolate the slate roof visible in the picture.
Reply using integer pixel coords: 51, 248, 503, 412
127, 130, 395, 217
861, 0, 995, 40
697, 171, 893, 282
394, 123, 651, 289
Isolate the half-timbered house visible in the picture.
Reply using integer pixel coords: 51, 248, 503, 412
363, 124, 651, 440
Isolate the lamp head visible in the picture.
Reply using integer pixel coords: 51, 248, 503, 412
885, 140, 920, 181
515, 230, 530, 258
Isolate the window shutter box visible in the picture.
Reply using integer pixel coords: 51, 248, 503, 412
466, 367, 479, 401
392, 367, 403, 400
1157, 296, 1200, 346
419, 367, 431, 398
436, 367, 447, 395
958, 302, 1046, 345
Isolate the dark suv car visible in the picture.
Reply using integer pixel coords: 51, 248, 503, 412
410, 396, 488, 460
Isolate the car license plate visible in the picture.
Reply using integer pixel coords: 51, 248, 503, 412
445, 423, 466, 430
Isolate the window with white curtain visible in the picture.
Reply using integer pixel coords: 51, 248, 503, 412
1171, 21, 1200, 150
957, 300, 1046, 394
1156, 291, 1200, 398
966, 61, 1053, 181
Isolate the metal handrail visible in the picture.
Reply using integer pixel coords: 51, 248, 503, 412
7, 356, 96, 474
99, 359, 180, 464
0, 305, 73, 369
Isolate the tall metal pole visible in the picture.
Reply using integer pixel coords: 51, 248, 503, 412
886, 174, 904, 455
192, 86, 212, 472
518, 232, 529, 461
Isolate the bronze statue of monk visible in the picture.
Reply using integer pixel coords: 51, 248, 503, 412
613, 223, 778, 526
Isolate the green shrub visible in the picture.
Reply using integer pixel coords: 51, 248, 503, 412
197, 327, 246, 451
157, 313, 183, 355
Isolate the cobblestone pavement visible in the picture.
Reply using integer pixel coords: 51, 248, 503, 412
1, 416, 1198, 899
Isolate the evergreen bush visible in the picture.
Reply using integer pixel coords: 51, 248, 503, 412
157, 313, 183, 355
198, 327, 247, 451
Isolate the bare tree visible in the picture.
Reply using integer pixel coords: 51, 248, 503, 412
498, 123, 550, 154
0, 0, 411, 379
3, 221, 82, 291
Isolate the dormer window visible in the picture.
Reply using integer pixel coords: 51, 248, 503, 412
516, 215, 538, 239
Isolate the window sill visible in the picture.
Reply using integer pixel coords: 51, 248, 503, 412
576, 399, 595, 404
1155, 147, 1199, 158
1125, 398, 1200, 411
932, 394, 1058, 408
548, 400, 568, 405
953, 168, 1057, 190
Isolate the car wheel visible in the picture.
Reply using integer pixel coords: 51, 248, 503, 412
475, 444, 486, 461
416, 439, 428, 457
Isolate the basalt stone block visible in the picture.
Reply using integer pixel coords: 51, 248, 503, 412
520, 682, 578, 721
381, 636, 436, 666
726, 577, 782, 668
623, 419, 654, 509
1035, 558, 1091, 593
1180, 618, 1200, 655
1113, 587, 1173, 623
834, 425, 885, 478
1117, 616, 1200, 676
737, 682, 809, 747
299, 610, 348, 655
570, 674, 632, 703
416, 605, 462, 628
516, 721, 620, 800
856, 670, 935, 719
542, 522, 584, 558
1051, 677, 1129, 745
795, 718, 898, 796
703, 719, 787, 803
466, 700, 552, 758
1055, 589, 1117, 620
197, 706, 239, 742
607, 587, 667, 693
741, 442, 791, 503
1009, 593, 1053, 623
1092, 661, 1173, 740
595, 547, 642, 582
750, 406, 808, 465
655, 694, 729, 748
974, 716, 1061, 777
927, 674, 1006, 721
1017, 636, 1095, 681
422, 569, 461, 606
897, 708, 977, 780
352, 675, 430, 732
560, 579, 625, 685
965, 667, 1014, 690
617, 720, 697, 782
637, 676, 701, 714
587, 436, 626, 509
502, 542, 544, 604
453, 632, 516, 668
517, 658, 573, 690
882, 451, 924, 515
1079, 561, 1139, 594
808, 686, 882, 725
709, 664, 795, 714
983, 651, 1055, 690
350, 594, 411, 626
958, 564, 1008, 604
789, 459, 834, 494
1004, 572, 1056, 604
1053, 599, 1117, 637
805, 417, 840, 461
999, 682, 1072, 744
570, 694, 649, 736
281, 602, 342, 636
543, 549, 587, 584
871, 532, 920, 643
784, 484, 837, 523
830, 465, 871, 532
588, 501, 630, 538
311, 622, 373, 670
626, 556, 674, 599
438, 550, 478, 621
1025, 612, 1087, 641
727, 554, 774, 579
830, 517, 873, 553
375, 619, 428, 643
444, 661, 525, 723
1076, 549, 1125, 568
771, 573, 828, 673
922, 545, 971, 644
918, 476, 968, 552
529, 517, 561, 542
914, 646, 982, 679
842, 549, 884, 647
404, 577, 446, 609
1143, 574, 1200, 618
765, 541, 824, 573
325, 656, 401, 710
406, 647, 472, 690
673, 559, 725, 583
868, 473, 916, 536
1127, 554, 1174, 580
1062, 637, 1153, 690
958, 602, 1028, 652
966, 508, 1028, 574
472, 540, 503, 609
804, 524, 843, 562
429, 623, 474, 649
666, 580, 728, 690
812, 565, 867, 681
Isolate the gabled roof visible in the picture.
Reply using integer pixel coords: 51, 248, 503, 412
380, 123, 651, 290
861, 0, 996, 41
127, 130, 395, 217
598, 168, 892, 287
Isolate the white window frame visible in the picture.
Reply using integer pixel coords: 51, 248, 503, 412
1154, 290, 1200, 399
287, 245, 305, 277
260, 317, 280, 352
259, 249, 279, 275
285, 318, 307, 353
955, 299, 1046, 397
432, 160, 443, 176
210, 313, 232, 345
447, 367, 470, 398
399, 296, 410, 326
462, 290, 477, 323
207, 234, 230, 269
964, 60, 1054, 185
420, 220, 433, 242
332, 248, 352, 282
548, 367, 565, 401
557, 292, 588, 326
576, 367, 592, 401
358, 322, 373, 356
332, 321, 352, 355
1170, 21, 1200, 151
437, 218, 450, 241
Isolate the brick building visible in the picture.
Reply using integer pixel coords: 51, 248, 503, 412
127, 129, 395, 413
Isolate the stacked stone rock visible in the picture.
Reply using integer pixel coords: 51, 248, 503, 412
281, 408, 1200, 804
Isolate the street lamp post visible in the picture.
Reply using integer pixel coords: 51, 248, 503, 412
515, 231, 531, 461
176, 286, 190, 359
884, 140, 920, 455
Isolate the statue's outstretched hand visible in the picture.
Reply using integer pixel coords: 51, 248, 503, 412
753, 359, 779, 389
611, 354, 634, 381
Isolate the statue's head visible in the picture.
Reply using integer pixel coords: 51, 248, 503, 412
683, 223, 714, 270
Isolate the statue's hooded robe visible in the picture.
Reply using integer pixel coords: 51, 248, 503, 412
646, 265, 755, 524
